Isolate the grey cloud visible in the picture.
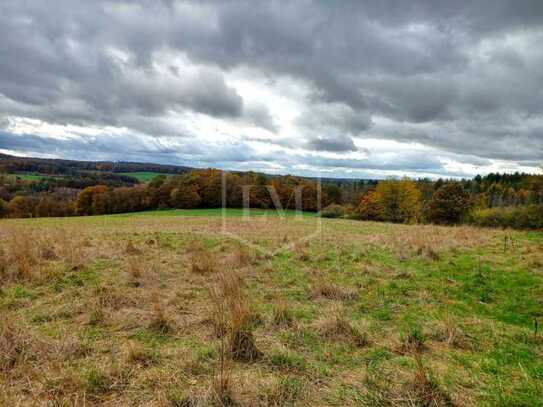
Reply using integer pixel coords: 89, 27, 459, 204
1, 0, 543, 175
0, 131, 183, 163
243, 103, 278, 132
297, 103, 372, 136
306, 135, 358, 153
0, 130, 258, 168
368, 116, 543, 162
363, 76, 458, 123
0, 1, 244, 130
300, 152, 444, 172
0, 130, 531, 179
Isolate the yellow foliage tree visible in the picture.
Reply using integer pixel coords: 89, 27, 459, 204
374, 179, 422, 223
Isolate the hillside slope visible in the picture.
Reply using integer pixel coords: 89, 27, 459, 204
1, 214, 542, 405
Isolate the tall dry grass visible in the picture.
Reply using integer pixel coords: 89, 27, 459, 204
208, 269, 262, 362
0, 226, 38, 282
376, 224, 495, 261
0, 225, 91, 284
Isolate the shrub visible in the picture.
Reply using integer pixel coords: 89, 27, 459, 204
469, 205, 543, 229
319, 204, 345, 218
426, 183, 471, 224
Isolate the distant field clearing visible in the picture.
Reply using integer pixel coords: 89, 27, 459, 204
117, 172, 174, 182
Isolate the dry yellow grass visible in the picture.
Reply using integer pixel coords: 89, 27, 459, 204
0, 214, 541, 405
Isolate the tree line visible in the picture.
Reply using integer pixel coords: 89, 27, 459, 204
0, 153, 191, 176
1, 167, 542, 229
323, 175, 543, 229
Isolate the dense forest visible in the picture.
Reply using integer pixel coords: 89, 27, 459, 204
0, 154, 542, 229
0, 153, 191, 176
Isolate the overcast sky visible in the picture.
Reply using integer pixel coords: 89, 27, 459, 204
1, 1, 543, 178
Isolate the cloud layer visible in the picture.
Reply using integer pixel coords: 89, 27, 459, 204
1, 0, 542, 178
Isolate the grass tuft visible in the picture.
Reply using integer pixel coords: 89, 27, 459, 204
125, 341, 158, 366
272, 300, 295, 328
267, 349, 307, 372
263, 376, 304, 406
319, 314, 369, 347
149, 297, 173, 334
411, 355, 453, 406
208, 270, 262, 362
191, 246, 217, 274
312, 277, 358, 301
125, 240, 142, 255
401, 326, 427, 353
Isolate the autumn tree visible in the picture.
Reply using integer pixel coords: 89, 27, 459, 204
298, 180, 320, 212
76, 185, 110, 215
426, 183, 471, 224
374, 179, 421, 223
357, 190, 382, 221
224, 173, 245, 208
0, 199, 8, 218
195, 169, 223, 208
36, 196, 57, 217
323, 184, 342, 205
170, 185, 202, 209
149, 174, 167, 189
8, 196, 35, 218
93, 186, 110, 214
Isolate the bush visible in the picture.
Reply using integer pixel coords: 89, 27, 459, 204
320, 204, 345, 218
469, 205, 543, 229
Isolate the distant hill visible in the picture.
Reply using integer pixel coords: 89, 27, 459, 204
0, 153, 378, 185
0, 153, 193, 177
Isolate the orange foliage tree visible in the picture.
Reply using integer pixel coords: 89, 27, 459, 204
357, 190, 383, 221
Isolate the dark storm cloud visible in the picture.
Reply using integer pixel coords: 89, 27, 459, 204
0, 130, 256, 166
296, 103, 372, 136
306, 135, 357, 153
0, 0, 244, 129
1, 0, 542, 174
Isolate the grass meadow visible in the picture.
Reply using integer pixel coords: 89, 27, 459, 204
7, 173, 60, 181
118, 172, 174, 182
114, 208, 318, 218
1, 211, 542, 406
